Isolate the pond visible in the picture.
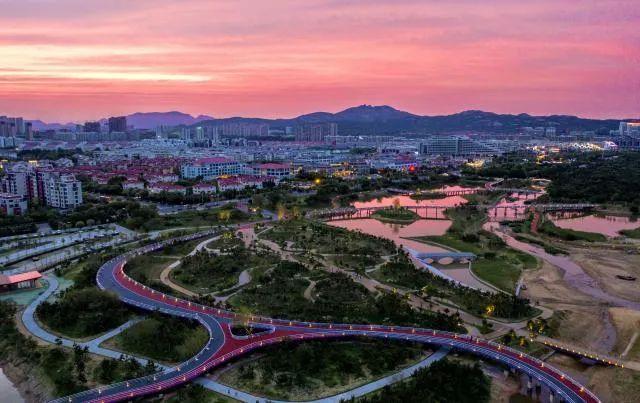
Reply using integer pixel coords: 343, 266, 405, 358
549, 213, 640, 238
328, 219, 450, 254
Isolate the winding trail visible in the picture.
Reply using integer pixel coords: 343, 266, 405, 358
46, 228, 601, 403
18, 237, 445, 403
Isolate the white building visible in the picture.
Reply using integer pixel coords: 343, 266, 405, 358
0, 193, 28, 215
44, 173, 83, 209
181, 157, 243, 180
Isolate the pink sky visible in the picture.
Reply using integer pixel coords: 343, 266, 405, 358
0, 0, 638, 122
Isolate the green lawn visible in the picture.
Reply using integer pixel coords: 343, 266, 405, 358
410, 235, 536, 293
620, 227, 640, 239
125, 254, 178, 284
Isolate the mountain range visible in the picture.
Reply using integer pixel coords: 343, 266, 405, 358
29, 105, 632, 135
28, 111, 213, 131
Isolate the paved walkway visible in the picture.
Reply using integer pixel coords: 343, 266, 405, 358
20, 254, 450, 403
21, 274, 156, 366
197, 347, 450, 403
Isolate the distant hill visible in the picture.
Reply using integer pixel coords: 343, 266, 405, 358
29, 111, 214, 131
28, 105, 633, 135
195, 105, 627, 135
28, 120, 76, 131
125, 111, 213, 129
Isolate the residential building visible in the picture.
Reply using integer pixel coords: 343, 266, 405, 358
192, 183, 217, 194
108, 116, 127, 133
294, 123, 338, 142
148, 182, 186, 194
84, 121, 101, 133
217, 175, 276, 192
0, 193, 28, 215
180, 157, 242, 180
43, 173, 83, 209
2, 167, 33, 198
249, 163, 293, 179
122, 179, 145, 190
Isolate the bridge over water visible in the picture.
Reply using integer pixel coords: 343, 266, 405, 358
309, 203, 597, 221
414, 251, 477, 264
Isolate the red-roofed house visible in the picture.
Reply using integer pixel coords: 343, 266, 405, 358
0, 271, 42, 292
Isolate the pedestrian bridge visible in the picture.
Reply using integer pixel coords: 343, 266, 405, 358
415, 251, 477, 264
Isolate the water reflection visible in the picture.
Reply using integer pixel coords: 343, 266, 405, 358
353, 194, 467, 209
550, 213, 640, 237
0, 368, 22, 403
328, 219, 451, 254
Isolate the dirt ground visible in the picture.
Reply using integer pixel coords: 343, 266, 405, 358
489, 371, 521, 403
570, 248, 640, 303
521, 261, 616, 352
545, 354, 640, 403
608, 307, 640, 360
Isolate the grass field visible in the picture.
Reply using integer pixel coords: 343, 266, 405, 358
411, 235, 537, 293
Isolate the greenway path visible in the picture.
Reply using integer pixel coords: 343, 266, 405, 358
21, 239, 449, 403
47, 228, 600, 403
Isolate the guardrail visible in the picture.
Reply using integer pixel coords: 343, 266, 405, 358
53, 228, 600, 403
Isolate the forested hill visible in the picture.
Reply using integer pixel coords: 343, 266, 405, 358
193, 105, 626, 135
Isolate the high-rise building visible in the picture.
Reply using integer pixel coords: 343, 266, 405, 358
2, 168, 33, 198
25, 122, 33, 140
619, 121, 640, 136
0, 116, 25, 136
43, 173, 83, 209
211, 123, 269, 137
84, 121, 101, 133
108, 116, 127, 133
294, 123, 338, 142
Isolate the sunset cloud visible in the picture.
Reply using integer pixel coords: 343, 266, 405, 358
0, 0, 637, 121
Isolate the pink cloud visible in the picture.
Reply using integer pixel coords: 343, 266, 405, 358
0, 0, 637, 121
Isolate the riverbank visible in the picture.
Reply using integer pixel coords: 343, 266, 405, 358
1, 357, 50, 403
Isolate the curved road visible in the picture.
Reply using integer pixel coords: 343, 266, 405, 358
51, 229, 600, 403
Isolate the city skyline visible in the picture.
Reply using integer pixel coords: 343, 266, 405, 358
0, 0, 638, 122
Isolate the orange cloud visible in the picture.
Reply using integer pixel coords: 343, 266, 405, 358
0, 0, 637, 121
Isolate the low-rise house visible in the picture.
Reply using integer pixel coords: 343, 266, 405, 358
0, 271, 42, 292
217, 175, 276, 192
148, 182, 186, 195
122, 179, 145, 190
192, 183, 217, 194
